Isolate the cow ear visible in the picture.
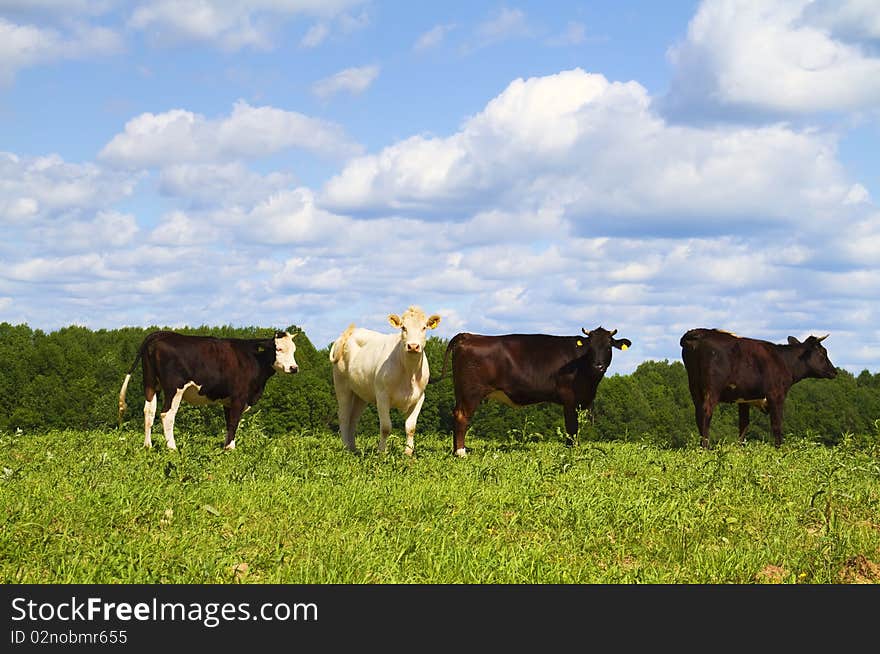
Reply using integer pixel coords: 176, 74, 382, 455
290, 331, 298, 340
787, 336, 801, 345
613, 338, 632, 351
427, 314, 441, 329
388, 314, 403, 329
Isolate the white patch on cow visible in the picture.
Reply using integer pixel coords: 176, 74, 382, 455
224, 439, 236, 451
455, 448, 468, 458
273, 332, 299, 373
487, 390, 522, 408
330, 306, 440, 454
143, 396, 157, 448
181, 381, 230, 407
160, 384, 192, 450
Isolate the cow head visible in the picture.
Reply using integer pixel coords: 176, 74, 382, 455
273, 331, 299, 373
580, 326, 632, 375
389, 306, 441, 355
787, 334, 837, 379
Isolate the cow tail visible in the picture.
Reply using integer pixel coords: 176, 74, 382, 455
330, 324, 356, 364
429, 333, 464, 384
118, 338, 149, 427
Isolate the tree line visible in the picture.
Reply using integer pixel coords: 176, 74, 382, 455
1, 322, 878, 448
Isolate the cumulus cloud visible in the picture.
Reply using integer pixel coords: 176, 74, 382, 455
311, 65, 380, 100
127, 0, 368, 50
99, 100, 362, 168
0, 17, 122, 84
158, 162, 294, 207
320, 68, 854, 235
664, 0, 880, 117
0, 152, 137, 220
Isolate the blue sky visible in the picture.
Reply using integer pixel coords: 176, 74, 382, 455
1, 0, 879, 374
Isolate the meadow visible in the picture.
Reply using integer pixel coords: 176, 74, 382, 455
2, 423, 879, 584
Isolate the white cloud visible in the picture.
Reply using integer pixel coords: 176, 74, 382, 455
666, 0, 880, 116
311, 65, 380, 100
300, 22, 329, 47
33, 210, 139, 252
414, 23, 456, 51
0, 17, 122, 84
0, 152, 137, 219
158, 162, 294, 206
99, 100, 362, 168
128, 0, 368, 50
476, 7, 531, 44
0, 1, 114, 14
320, 68, 852, 233
804, 0, 880, 41
545, 21, 587, 47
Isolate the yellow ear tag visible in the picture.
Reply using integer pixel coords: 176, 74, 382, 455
621, 344, 629, 351
576, 340, 583, 346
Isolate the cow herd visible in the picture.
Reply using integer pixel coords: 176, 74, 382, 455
118, 307, 837, 456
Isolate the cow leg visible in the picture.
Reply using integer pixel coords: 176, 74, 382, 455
696, 392, 717, 449
452, 392, 482, 458
223, 402, 244, 451
738, 404, 750, 444
376, 394, 393, 453
160, 386, 186, 450
143, 391, 157, 449
333, 377, 357, 452
345, 395, 367, 451
563, 403, 579, 446
768, 398, 785, 448
403, 394, 425, 457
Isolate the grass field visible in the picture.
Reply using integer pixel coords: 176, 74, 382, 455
2, 425, 879, 584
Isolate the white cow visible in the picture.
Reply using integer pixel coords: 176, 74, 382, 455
330, 306, 441, 455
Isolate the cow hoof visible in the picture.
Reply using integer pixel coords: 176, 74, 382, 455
404, 446, 414, 457
224, 441, 236, 451
454, 448, 467, 458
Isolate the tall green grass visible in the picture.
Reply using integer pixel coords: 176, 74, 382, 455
2, 424, 879, 584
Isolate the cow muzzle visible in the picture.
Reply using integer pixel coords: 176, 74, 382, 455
406, 343, 422, 353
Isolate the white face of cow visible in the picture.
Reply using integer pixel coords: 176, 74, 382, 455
388, 307, 441, 355
273, 331, 299, 373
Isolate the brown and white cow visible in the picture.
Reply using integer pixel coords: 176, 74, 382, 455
680, 328, 837, 448
432, 326, 632, 457
118, 330, 299, 450
329, 306, 441, 455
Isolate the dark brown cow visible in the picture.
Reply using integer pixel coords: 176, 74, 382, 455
118, 330, 299, 450
680, 328, 837, 448
432, 326, 632, 456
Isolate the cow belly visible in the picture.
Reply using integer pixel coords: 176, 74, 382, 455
487, 391, 523, 408
735, 398, 768, 411
181, 382, 229, 407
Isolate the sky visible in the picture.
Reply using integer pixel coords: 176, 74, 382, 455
1, 0, 879, 374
